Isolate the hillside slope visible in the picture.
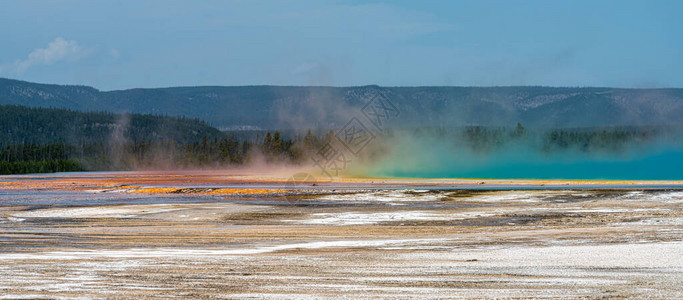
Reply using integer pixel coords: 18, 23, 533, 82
0, 105, 224, 145
2, 78, 683, 129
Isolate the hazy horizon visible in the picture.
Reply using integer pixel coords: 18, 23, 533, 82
4, 76, 683, 92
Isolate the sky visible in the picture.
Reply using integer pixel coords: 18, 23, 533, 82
0, 0, 681, 90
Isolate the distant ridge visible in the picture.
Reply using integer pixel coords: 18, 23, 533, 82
2, 77, 683, 129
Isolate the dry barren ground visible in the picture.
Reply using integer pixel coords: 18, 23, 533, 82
0, 172, 681, 299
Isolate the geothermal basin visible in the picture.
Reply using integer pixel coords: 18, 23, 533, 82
0, 171, 681, 298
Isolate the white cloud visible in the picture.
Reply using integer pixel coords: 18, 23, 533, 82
10, 37, 88, 73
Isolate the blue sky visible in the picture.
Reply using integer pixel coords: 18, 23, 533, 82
1, 0, 681, 90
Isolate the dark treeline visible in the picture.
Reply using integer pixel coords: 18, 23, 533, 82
0, 104, 224, 145
400, 123, 670, 154
1, 105, 677, 174
0, 129, 335, 174
0, 105, 341, 174
3, 125, 670, 175
0, 143, 82, 174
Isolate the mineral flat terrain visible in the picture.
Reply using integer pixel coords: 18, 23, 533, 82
0, 171, 681, 298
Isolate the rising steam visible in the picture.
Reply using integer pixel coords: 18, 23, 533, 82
348, 128, 683, 180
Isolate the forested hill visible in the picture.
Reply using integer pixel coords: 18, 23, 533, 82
2, 77, 683, 129
0, 105, 224, 145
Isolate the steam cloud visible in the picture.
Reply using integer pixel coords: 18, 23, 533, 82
348, 129, 683, 180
